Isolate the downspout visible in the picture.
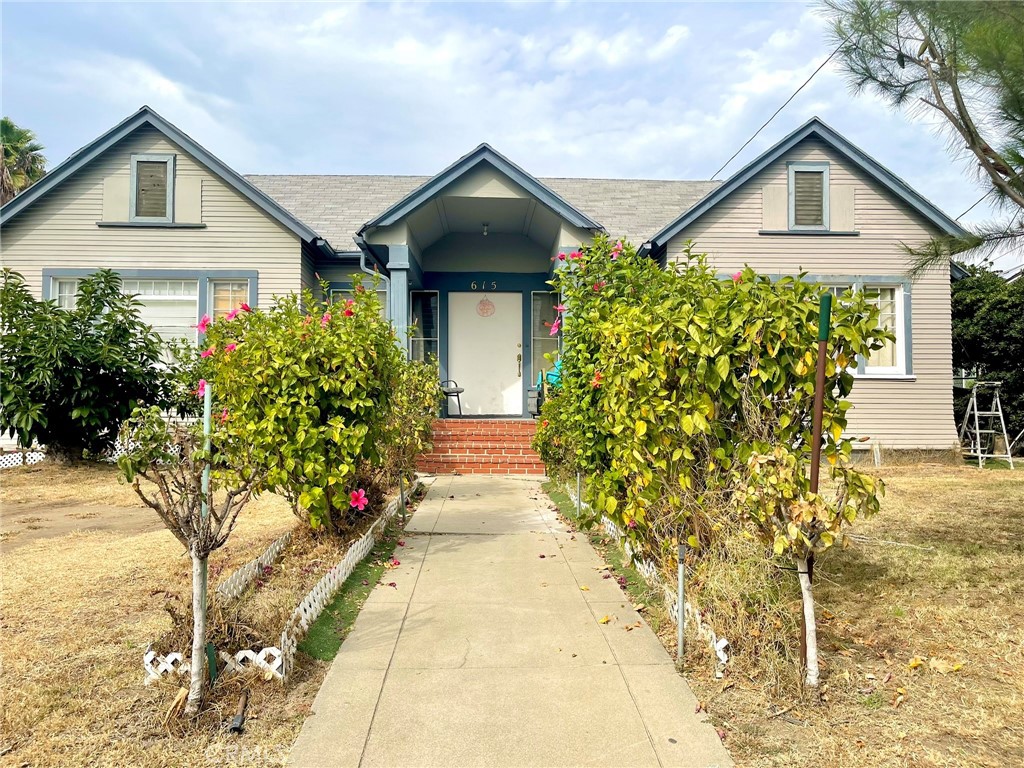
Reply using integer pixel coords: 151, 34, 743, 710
352, 234, 394, 325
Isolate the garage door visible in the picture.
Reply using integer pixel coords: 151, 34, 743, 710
120, 279, 198, 343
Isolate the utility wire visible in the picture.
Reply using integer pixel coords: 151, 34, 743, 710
710, 38, 848, 180
956, 192, 989, 221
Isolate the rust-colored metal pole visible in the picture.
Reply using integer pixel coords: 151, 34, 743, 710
810, 293, 833, 496
802, 293, 832, 671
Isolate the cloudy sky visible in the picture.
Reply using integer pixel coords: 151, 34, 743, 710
3, 1, 1018, 270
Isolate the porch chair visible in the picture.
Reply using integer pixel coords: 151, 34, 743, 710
440, 379, 464, 416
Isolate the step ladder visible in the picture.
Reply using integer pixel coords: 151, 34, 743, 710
960, 381, 1015, 469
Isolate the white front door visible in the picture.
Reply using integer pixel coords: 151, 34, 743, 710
448, 292, 523, 415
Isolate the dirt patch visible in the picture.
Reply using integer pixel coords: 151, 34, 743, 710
683, 464, 1024, 768
2, 501, 165, 551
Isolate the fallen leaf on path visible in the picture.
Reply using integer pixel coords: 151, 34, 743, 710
624, 621, 642, 631
580, 586, 590, 591
598, 615, 612, 625
907, 656, 925, 671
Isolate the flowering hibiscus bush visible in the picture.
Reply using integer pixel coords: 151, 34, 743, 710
197, 277, 440, 533
534, 235, 892, 685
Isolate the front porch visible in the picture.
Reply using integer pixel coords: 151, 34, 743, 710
417, 418, 545, 476
313, 144, 601, 417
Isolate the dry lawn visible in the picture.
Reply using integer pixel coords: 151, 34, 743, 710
687, 464, 1024, 767
0, 463, 330, 767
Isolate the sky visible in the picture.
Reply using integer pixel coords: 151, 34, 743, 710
2, 0, 1019, 272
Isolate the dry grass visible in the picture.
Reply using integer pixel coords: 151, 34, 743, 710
1, 461, 146, 508
686, 464, 1024, 767
0, 463, 328, 767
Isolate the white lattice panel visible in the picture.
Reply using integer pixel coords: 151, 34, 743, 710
216, 531, 293, 601
0, 451, 45, 470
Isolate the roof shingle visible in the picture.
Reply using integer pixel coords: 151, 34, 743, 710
244, 174, 720, 249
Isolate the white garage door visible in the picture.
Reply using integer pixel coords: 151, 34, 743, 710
121, 279, 199, 343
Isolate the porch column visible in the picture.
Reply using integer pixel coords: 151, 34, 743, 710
387, 245, 411, 353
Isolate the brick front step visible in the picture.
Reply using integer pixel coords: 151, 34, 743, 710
418, 418, 546, 476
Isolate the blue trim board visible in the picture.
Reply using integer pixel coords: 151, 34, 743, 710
358, 144, 603, 234
41, 268, 259, 337
644, 117, 967, 256
1, 106, 323, 245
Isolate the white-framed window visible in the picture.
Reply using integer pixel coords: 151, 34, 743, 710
788, 162, 829, 231
53, 277, 80, 310
121, 278, 199, 343
410, 291, 439, 362
531, 291, 560, 384
130, 153, 175, 222
826, 282, 906, 376
330, 287, 388, 322
209, 279, 249, 320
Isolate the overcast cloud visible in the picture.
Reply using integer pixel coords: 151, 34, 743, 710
2, 0, 1018, 270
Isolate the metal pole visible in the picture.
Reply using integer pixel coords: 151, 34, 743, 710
576, 472, 581, 517
809, 293, 832, 495
804, 294, 831, 669
199, 383, 212, 657
676, 541, 686, 665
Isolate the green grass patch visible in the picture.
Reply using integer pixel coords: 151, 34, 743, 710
298, 524, 403, 662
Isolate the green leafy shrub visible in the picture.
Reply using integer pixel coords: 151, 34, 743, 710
200, 277, 438, 533
0, 268, 166, 462
534, 235, 892, 685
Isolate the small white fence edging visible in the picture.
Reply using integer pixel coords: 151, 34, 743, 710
0, 450, 46, 470
566, 482, 730, 676
143, 480, 419, 685
215, 530, 293, 602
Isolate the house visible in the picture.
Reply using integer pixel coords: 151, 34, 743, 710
0, 106, 965, 465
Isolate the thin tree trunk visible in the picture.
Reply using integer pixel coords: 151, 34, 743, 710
796, 556, 819, 688
185, 551, 207, 716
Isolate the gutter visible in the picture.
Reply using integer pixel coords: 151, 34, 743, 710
352, 234, 392, 305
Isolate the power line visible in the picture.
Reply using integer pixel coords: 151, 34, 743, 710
956, 192, 989, 221
710, 38, 847, 181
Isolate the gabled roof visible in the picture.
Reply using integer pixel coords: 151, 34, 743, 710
356, 143, 604, 234
0, 105, 323, 243
643, 116, 968, 254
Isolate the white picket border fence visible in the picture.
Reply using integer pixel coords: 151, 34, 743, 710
565, 481, 730, 676
143, 479, 420, 685
0, 450, 46, 470
215, 530, 293, 602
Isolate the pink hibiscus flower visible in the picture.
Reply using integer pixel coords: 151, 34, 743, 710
219, 408, 229, 424
321, 312, 332, 327
240, 303, 251, 312
196, 314, 212, 333
350, 488, 369, 511
569, 250, 582, 260
195, 379, 207, 398
225, 343, 237, 353
558, 252, 567, 261
554, 304, 566, 313
200, 345, 215, 358
549, 316, 561, 336
225, 308, 239, 321
731, 271, 743, 282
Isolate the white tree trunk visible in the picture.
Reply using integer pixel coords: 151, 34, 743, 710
185, 551, 207, 715
796, 557, 819, 688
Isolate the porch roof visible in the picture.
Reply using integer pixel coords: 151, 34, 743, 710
246, 174, 719, 250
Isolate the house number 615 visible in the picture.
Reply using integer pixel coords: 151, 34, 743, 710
471, 280, 497, 290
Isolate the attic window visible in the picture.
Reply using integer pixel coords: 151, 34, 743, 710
130, 154, 175, 222
788, 162, 829, 230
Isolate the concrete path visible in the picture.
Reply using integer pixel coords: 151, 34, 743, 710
288, 475, 732, 768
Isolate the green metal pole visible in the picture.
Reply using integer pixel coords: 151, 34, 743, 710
200, 383, 212, 678
809, 293, 832, 495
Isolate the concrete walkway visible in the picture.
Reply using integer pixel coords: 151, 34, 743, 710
288, 475, 732, 768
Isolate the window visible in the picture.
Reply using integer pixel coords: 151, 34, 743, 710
121, 278, 199, 343
862, 286, 900, 372
531, 292, 560, 383
130, 154, 175, 222
209, 279, 249, 320
825, 282, 906, 375
53, 278, 80, 310
788, 162, 828, 230
330, 287, 388, 322
410, 291, 439, 362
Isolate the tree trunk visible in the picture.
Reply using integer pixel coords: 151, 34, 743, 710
185, 551, 207, 716
796, 556, 819, 688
